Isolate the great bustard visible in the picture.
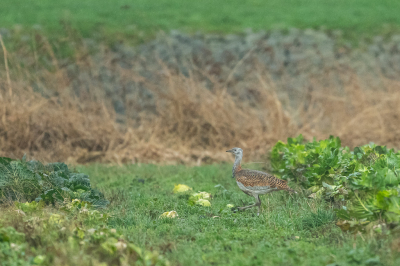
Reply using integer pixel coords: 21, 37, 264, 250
227, 147, 296, 216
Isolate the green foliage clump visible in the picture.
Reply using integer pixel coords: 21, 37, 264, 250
0, 157, 108, 208
0, 226, 27, 266
271, 135, 352, 190
0, 197, 168, 266
70, 226, 167, 265
271, 135, 400, 224
300, 208, 336, 230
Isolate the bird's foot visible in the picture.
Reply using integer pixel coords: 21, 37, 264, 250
237, 205, 255, 211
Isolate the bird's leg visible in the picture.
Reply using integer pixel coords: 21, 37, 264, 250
237, 204, 256, 211
256, 195, 261, 216
237, 195, 262, 215
240, 199, 246, 207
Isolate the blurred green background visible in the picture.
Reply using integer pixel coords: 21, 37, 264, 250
1, 0, 399, 41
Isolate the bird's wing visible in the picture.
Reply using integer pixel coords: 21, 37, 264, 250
236, 169, 290, 190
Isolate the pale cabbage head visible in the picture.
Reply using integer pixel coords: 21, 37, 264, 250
195, 199, 211, 207
173, 184, 192, 193
159, 211, 178, 218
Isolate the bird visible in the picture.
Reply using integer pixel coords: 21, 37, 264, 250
226, 147, 297, 216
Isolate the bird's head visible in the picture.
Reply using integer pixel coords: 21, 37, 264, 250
226, 147, 243, 158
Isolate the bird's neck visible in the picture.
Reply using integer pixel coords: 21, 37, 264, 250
232, 155, 242, 178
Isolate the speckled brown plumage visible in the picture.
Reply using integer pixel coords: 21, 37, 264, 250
226, 147, 296, 216
235, 168, 295, 192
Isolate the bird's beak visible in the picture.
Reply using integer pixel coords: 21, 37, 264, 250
226, 149, 233, 153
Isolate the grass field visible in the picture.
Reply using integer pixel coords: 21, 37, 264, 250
1, 0, 400, 41
1, 1, 400, 265
1, 155, 399, 265
74, 163, 397, 265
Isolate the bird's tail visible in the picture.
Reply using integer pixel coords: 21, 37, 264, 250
276, 178, 297, 193
284, 186, 297, 194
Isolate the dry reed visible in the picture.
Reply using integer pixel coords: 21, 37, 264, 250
1, 36, 400, 165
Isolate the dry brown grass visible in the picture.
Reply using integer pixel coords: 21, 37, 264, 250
1, 37, 400, 164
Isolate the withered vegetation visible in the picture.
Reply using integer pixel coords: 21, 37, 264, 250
1, 33, 400, 164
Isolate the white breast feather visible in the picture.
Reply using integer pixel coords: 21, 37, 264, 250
236, 181, 277, 195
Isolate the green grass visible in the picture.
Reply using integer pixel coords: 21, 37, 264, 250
1, 162, 399, 265
1, 0, 400, 41
72, 163, 398, 265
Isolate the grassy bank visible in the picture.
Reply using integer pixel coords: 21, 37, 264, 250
1, 0, 400, 41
